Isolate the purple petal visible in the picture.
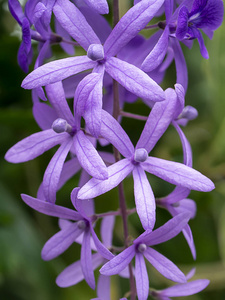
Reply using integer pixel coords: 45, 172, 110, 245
84, 0, 109, 14
8, 0, 24, 25
97, 275, 110, 300
191, 27, 209, 59
160, 279, 210, 297
100, 245, 135, 276
101, 215, 115, 248
81, 229, 95, 289
136, 88, 178, 153
71, 187, 94, 218
21, 56, 96, 89
105, 57, 165, 103
41, 222, 83, 260
104, 0, 165, 57
73, 130, 108, 180
176, 6, 189, 40
144, 248, 186, 283
161, 185, 190, 205
135, 212, 190, 246
56, 253, 103, 287
53, 0, 101, 50
142, 157, 215, 192
55, 17, 75, 55
32, 102, 57, 130
45, 82, 74, 125
100, 110, 134, 158
57, 157, 81, 190
21, 193, 82, 220
135, 253, 149, 300
133, 166, 156, 230
5, 129, 67, 163
142, 26, 170, 72
43, 138, 72, 203
171, 39, 188, 92
90, 226, 114, 260
78, 159, 134, 200
182, 224, 196, 260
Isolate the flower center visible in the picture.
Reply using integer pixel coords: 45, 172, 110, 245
77, 220, 87, 230
52, 118, 73, 134
137, 243, 147, 253
134, 148, 148, 163
87, 44, 104, 61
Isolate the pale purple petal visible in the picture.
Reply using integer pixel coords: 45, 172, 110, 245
182, 224, 196, 260
161, 185, 190, 205
160, 279, 210, 297
100, 110, 134, 158
45, 82, 74, 125
41, 222, 83, 260
84, 0, 109, 14
32, 102, 57, 130
104, 0, 165, 57
53, 0, 101, 50
101, 215, 115, 248
174, 123, 192, 166
57, 157, 81, 190
142, 26, 170, 72
105, 57, 165, 103
97, 275, 110, 300
81, 229, 95, 289
55, 17, 75, 55
5, 129, 67, 163
135, 252, 149, 300
8, 0, 24, 25
71, 187, 95, 218
142, 157, 215, 192
78, 159, 134, 200
43, 138, 72, 203
22, 56, 96, 89
90, 226, 114, 260
56, 253, 103, 287
100, 245, 135, 276
21, 194, 82, 220
134, 212, 190, 246
73, 130, 108, 180
133, 166, 156, 230
136, 88, 178, 153
144, 248, 186, 283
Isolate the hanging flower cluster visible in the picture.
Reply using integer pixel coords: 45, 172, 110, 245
5, 0, 224, 299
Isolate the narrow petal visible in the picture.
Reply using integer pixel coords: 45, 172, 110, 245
43, 138, 72, 203
45, 82, 74, 125
78, 159, 134, 200
176, 6, 189, 40
21, 194, 82, 220
32, 102, 57, 130
90, 226, 114, 260
81, 229, 95, 289
135, 253, 149, 300
22, 56, 96, 89
142, 157, 215, 192
56, 253, 103, 287
135, 213, 190, 246
136, 88, 178, 153
100, 110, 134, 158
100, 245, 135, 276
142, 26, 170, 72
105, 57, 165, 102
104, 0, 165, 57
84, 0, 109, 14
53, 0, 101, 50
97, 275, 110, 300
41, 222, 83, 260
161, 185, 190, 205
71, 187, 95, 218
101, 215, 115, 248
5, 129, 67, 163
73, 130, 108, 180
161, 279, 210, 297
144, 248, 186, 283
8, 0, 24, 25
133, 166, 156, 230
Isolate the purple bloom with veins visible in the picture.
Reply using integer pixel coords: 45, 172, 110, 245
21, 188, 113, 289
5, 82, 108, 204
78, 87, 215, 230
175, 0, 224, 59
100, 213, 191, 300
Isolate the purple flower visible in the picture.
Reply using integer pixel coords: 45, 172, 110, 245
77, 88, 215, 230
5, 82, 108, 203
176, 0, 224, 58
100, 213, 191, 300
21, 188, 113, 289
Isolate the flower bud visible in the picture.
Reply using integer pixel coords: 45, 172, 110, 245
134, 148, 148, 163
77, 220, 87, 230
137, 243, 147, 253
52, 118, 72, 133
87, 44, 104, 61
179, 105, 198, 121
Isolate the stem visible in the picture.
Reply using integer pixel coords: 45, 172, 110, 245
120, 110, 148, 121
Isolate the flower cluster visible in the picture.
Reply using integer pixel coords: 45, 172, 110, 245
6, 0, 224, 299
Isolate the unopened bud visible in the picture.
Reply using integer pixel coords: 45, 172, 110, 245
52, 118, 72, 133
134, 148, 148, 163
87, 44, 104, 61
137, 243, 147, 253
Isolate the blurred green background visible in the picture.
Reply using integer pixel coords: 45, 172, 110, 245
0, 0, 225, 299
